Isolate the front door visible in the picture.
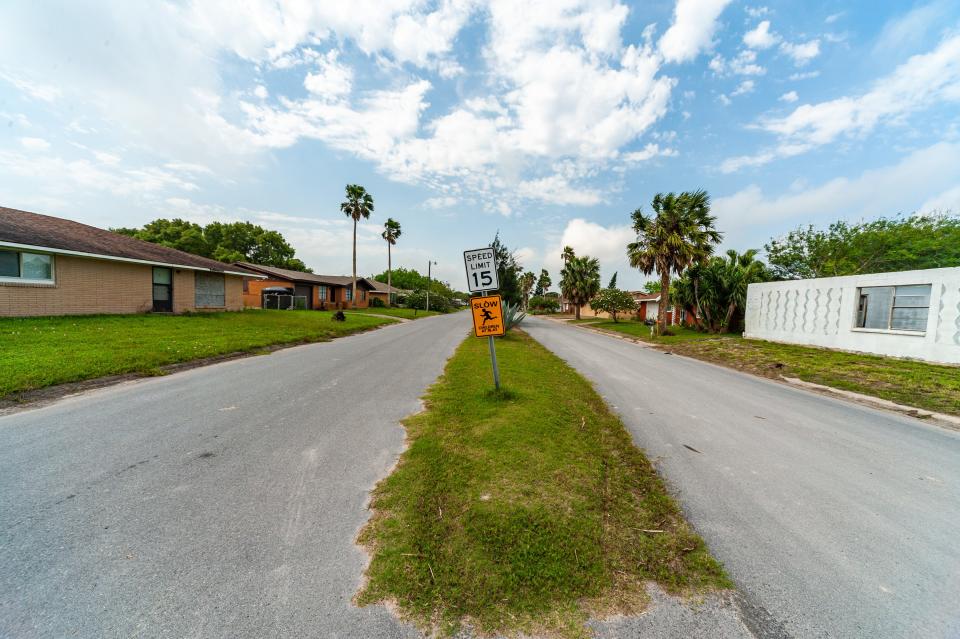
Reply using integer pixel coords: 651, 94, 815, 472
153, 267, 173, 312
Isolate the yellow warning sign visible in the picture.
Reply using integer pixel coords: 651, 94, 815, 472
471, 295, 505, 337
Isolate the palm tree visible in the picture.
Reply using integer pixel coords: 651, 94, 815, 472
671, 249, 768, 332
627, 190, 721, 333
561, 246, 575, 264
381, 218, 401, 307
340, 184, 374, 307
520, 271, 536, 309
560, 255, 601, 320
720, 249, 768, 329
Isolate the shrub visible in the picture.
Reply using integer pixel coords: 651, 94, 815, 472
528, 295, 560, 313
332, 310, 346, 322
370, 297, 386, 308
405, 289, 451, 313
590, 288, 637, 322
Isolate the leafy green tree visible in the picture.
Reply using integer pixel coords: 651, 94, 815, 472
528, 295, 560, 313
535, 269, 551, 296
520, 271, 536, 309
491, 232, 523, 305
560, 255, 601, 320
590, 287, 636, 322
372, 267, 461, 299
765, 214, 960, 280
627, 190, 722, 333
112, 218, 308, 270
381, 218, 402, 306
642, 281, 661, 294
673, 249, 769, 333
341, 184, 374, 307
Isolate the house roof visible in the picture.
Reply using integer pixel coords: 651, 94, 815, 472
631, 292, 661, 302
0, 206, 262, 277
367, 279, 408, 294
236, 262, 377, 289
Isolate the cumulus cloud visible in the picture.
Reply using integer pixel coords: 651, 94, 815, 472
778, 90, 798, 102
743, 20, 779, 49
779, 39, 820, 65
658, 0, 733, 63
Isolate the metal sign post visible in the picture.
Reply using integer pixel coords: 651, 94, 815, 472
464, 246, 502, 390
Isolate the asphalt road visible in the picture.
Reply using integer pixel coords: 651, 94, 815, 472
523, 317, 960, 639
0, 314, 467, 639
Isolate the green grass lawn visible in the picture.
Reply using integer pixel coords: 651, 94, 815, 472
667, 337, 960, 417
0, 310, 394, 398
345, 307, 440, 320
356, 330, 729, 638
571, 318, 960, 416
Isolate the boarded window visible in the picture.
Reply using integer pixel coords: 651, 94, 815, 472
856, 284, 930, 332
195, 272, 225, 308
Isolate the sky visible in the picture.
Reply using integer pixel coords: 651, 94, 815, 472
1, 0, 959, 291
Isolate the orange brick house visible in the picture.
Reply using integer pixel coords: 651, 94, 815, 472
0, 207, 262, 317
236, 262, 379, 310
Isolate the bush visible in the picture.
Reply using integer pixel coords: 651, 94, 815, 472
404, 289, 451, 313
589, 288, 637, 322
370, 297, 386, 308
528, 295, 560, 313
332, 310, 346, 322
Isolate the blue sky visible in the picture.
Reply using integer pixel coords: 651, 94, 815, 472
1, 1, 958, 290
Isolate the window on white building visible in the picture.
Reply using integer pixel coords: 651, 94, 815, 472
0, 249, 54, 283
856, 284, 931, 332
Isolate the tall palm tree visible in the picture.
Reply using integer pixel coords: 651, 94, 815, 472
561, 245, 575, 264
340, 184, 374, 308
520, 271, 536, 309
627, 190, 721, 333
381, 217, 401, 307
560, 255, 601, 320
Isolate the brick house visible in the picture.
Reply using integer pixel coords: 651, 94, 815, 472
236, 262, 379, 309
632, 291, 697, 326
0, 207, 262, 317
367, 279, 407, 306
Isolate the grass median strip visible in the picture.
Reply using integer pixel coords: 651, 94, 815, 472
0, 310, 393, 398
345, 307, 441, 320
356, 329, 729, 638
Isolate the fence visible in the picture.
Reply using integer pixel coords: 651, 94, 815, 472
263, 294, 308, 310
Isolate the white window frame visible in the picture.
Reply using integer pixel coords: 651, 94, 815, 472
0, 249, 55, 285
345, 287, 353, 302
318, 285, 327, 301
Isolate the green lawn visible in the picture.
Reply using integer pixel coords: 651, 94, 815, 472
571, 319, 960, 416
0, 310, 394, 398
345, 307, 440, 320
356, 330, 730, 638
667, 337, 960, 417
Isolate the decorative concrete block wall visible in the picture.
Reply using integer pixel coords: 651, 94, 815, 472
744, 267, 960, 365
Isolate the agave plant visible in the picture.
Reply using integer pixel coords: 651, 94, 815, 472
502, 300, 526, 331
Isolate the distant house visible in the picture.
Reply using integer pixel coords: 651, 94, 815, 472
367, 279, 407, 306
0, 207, 261, 317
744, 267, 960, 365
236, 262, 378, 309
631, 292, 696, 326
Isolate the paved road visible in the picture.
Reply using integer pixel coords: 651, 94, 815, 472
524, 318, 960, 639
0, 314, 467, 638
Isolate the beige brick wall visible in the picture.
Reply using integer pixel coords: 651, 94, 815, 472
0, 254, 245, 317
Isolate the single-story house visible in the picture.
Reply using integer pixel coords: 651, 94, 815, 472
631, 292, 696, 326
367, 279, 407, 306
0, 207, 261, 317
236, 262, 379, 309
743, 266, 960, 365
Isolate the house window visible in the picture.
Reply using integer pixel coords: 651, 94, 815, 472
856, 284, 931, 332
360, 290, 366, 301
195, 272, 226, 308
318, 286, 327, 301
345, 287, 353, 302
0, 249, 54, 283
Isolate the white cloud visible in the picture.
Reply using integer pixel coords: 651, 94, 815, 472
303, 50, 353, 98
779, 90, 798, 102
873, 1, 952, 54
745, 6, 770, 19
780, 39, 820, 66
0, 72, 61, 102
824, 12, 844, 24
714, 142, 960, 233
789, 70, 819, 81
544, 217, 637, 286
621, 143, 677, 163
253, 85, 268, 99
743, 20, 779, 49
722, 34, 960, 171
19, 137, 50, 151
423, 196, 459, 209
658, 0, 733, 63
709, 49, 766, 76
731, 80, 755, 96
919, 184, 960, 212
516, 175, 602, 207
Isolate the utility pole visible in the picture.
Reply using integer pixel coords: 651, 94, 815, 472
426, 260, 437, 312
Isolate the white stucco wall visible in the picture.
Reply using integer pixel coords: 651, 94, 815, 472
743, 267, 960, 365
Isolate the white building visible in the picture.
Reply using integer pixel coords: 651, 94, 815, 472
743, 267, 960, 365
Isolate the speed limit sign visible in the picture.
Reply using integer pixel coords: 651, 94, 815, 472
463, 247, 500, 293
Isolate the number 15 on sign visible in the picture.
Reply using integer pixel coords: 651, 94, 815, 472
463, 247, 499, 293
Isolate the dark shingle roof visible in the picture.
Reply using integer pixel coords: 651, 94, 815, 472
368, 279, 407, 294
0, 206, 259, 276
236, 262, 377, 289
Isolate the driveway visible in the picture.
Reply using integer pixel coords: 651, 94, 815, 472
523, 317, 960, 639
0, 314, 467, 638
